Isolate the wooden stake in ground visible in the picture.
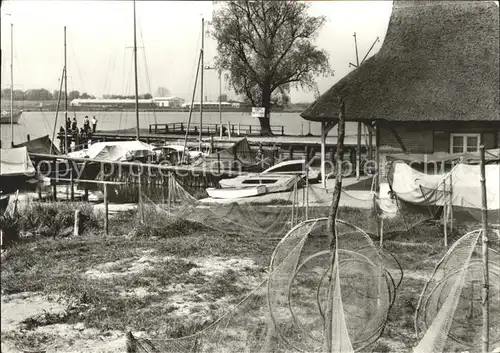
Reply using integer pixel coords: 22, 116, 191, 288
479, 145, 489, 353
324, 97, 346, 353
104, 183, 108, 236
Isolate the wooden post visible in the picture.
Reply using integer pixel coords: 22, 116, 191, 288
321, 122, 326, 188
52, 160, 57, 201
479, 145, 489, 353
138, 175, 144, 223
73, 209, 80, 236
379, 217, 384, 248
368, 128, 373, 161
104, 183, 108, 236
305, 169, 309, 221
291, 177, 297, 228
227, 121, 231, 139
449, 173, 453, 233
70, 166, 74, 201
324, 98, 346, 353
356, 121, 361, 180
443, 178, 448, 248
167, 173, 172, 212
126, 331, 137, 353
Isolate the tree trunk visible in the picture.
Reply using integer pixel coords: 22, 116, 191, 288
260, 82, 273, 136
258, 116, 272, 136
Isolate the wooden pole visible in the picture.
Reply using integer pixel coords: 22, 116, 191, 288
70, 166, 74, 201
443, 178, 448, 248
305, 168, 309, 221
181, 50, 202, 164
479, 145, 489, 353
321, 122, 326, 188
73, 209, 80, 236
168, 173, 172, 212
138, 174, 144, 223
449, 172, 453, 233
356, 121, 361, 180
368, 128, 373, 161
133, 0, 140, 140
64, 26, 69, 154
200, 18, 204, 150
291, 178, 296, 228
325, 98, 346, 353
104, 183, 108, 236
51, 67, 65, 155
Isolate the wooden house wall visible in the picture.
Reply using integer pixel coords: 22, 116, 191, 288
377, 121, 500, 181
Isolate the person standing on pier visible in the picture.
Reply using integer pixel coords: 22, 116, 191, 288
91, 116, 97, 133
71, 117, 78, 131
83, 116, 90, 133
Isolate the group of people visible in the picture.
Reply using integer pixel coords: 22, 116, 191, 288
59, 115, 98, 153
65, 115, 97, 134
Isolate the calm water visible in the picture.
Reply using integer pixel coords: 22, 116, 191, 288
1, 110, 360, 148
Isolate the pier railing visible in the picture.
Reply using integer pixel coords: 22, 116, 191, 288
148, 122, 285, 136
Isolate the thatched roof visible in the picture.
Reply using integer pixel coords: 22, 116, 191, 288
301, 1, 499, 122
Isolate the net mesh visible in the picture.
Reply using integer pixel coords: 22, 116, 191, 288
128, 173, 401, 352
414, 229, 500, 352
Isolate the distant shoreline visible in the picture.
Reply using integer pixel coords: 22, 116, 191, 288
1, 101, 309, 114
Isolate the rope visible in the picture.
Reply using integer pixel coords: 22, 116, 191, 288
138, 19, 157, 125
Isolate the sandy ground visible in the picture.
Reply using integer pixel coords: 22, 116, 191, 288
1, 251, 264, 353
0, 292, 125, 353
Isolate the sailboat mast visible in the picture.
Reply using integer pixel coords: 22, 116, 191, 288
353, 32, 359, 67
64, 26, 68, 153
199, 18, 204, 149
10, 23, 14, 144
133, 0, 140, 140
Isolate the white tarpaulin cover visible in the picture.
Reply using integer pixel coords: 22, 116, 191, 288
0, 147, 36, 177
388, 161, 500, 210
68, 141, 156, 161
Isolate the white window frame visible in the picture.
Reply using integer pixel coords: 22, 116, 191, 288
450, 133, 481, 153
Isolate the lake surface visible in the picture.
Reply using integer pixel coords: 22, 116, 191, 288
1, 110, 360, 148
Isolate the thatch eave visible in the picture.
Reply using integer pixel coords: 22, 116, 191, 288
301, 1, 500, 124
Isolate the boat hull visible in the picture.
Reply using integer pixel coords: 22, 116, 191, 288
206, 185, 267, 199
218, 173, 298, 193
0, 111, 23, 124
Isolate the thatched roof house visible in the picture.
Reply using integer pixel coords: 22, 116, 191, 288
301, 0, 499, 123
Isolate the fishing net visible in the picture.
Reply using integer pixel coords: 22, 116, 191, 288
139, 175, 311, 237
127, 217, 400, 353
414, 228, 500, 352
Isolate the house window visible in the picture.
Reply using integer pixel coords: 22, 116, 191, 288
450, 133, 480, 154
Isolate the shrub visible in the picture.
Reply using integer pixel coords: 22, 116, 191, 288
0, 213, 20, 248
18, 202, 101, 237
133, 216, 203, 238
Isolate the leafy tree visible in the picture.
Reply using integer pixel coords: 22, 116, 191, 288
155, 86, 170, 97
80, 92, 93, 99
24, 88, 53, 101
143, 93, 152, 99
1, 89, 24, 100
52, 90, 61, 101
218, 93, 228, 102
68, 90, 80, 101
211, 0, 331, 135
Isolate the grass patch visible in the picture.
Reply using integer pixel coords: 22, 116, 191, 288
17, 201, 101, 238
2, 201, 489, 352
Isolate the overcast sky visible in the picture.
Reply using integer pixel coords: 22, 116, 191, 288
0, 0, 396, 103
